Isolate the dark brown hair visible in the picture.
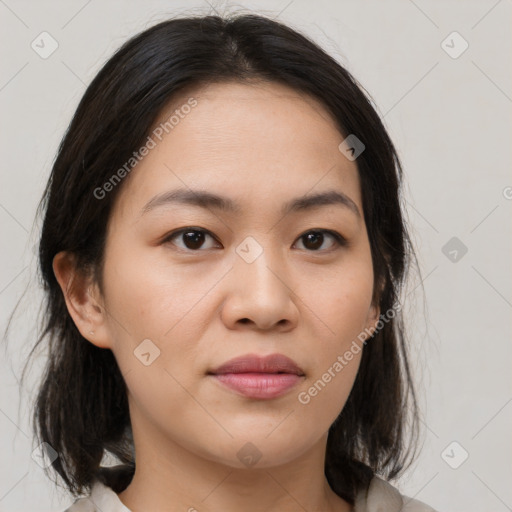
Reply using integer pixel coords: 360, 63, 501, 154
22, 11, 420, 505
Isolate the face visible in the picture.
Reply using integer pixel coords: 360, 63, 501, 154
83, 81, 379, 468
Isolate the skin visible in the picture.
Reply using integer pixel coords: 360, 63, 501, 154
54, 80, 380, 512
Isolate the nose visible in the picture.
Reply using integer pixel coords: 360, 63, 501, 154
220, 246, 299, 332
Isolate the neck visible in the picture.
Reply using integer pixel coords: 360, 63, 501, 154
117, 422, 352, 512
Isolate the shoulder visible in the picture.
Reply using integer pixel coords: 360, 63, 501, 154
354, 475, 438, 512
61, 497, 96, 512
59, 479, 132, 512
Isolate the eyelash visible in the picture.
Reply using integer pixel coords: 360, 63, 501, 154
161, 227, 348, 253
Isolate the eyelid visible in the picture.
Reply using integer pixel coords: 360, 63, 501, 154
161, 227, 347, 252
297, 228, 348, 248
293, 229, 348, 251
161, 227, 221, 250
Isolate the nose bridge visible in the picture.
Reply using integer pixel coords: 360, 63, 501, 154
221, 234, 298, 330
234, 234, 287, 297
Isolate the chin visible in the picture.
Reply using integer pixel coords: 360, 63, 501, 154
196, 432, 318, 470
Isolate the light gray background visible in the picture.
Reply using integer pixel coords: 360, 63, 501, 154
1, 1, 511, 511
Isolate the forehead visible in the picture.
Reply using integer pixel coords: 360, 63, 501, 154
112, 80, 362, 221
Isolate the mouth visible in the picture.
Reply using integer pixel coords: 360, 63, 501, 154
207, 353, 305, 400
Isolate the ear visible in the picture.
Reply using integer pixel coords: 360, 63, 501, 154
52, 251, 112, 349
362, 274, 385, 341
363, 299, 380, 341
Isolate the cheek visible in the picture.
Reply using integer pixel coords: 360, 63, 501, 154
100, 246, 210, 418
295, 281, 368, 426
100, 243, 229, 392
101, 242, 223, 340
331, 277, 373, 338
305, 260, 374, 342
291, 260, 373, 419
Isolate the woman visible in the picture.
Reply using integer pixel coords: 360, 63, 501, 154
30, 12, 437, 512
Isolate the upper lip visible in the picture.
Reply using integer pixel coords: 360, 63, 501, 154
209, 353, 305, 376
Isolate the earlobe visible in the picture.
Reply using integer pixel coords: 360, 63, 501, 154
361, 301, 381, 342
364, 274, 385, 338
52, 251, 112, 349
370, 303, 381, 329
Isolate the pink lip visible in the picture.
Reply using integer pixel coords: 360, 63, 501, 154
208, 353, 305, 400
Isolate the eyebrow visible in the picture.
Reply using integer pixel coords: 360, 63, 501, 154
141, 188, 361, 219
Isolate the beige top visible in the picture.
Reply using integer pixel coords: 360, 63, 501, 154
62, 475, 438, 511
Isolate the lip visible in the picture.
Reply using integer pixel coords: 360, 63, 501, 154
210, 353, 305, 376
208, 353, 305, 400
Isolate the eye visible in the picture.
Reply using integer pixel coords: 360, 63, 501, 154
293, 229, 347, 252
162, 228, 221, 251
162, 227, 347, 253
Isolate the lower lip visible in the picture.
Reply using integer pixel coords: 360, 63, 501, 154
211, 373, 303, 399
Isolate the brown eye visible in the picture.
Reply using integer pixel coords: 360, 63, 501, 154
294, 230, 346, 252
163, 228, 220, 251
